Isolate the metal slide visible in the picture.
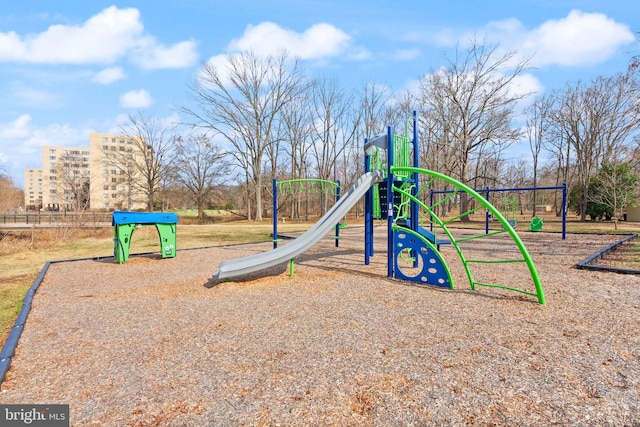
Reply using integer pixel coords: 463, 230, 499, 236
213, 171, 383, 280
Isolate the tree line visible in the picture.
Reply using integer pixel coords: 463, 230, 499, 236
90, 39, 640, 223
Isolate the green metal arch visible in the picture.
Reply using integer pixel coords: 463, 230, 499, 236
391, 166, 546, 305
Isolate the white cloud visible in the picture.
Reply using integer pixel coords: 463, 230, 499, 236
8, 84, 62, 109
0, 114, 32, 139
132, 39, 199, 69
0, 6, 198, 69
509, 73, 544, 98
530, 10, 635, 66
119, 89, 152, 108
434, 10, 634, 68
202, 21, 364, 86
392, 48, 422, 61
92, 66, 125, 84
199, 53, 234, 86
228, 22, 352, 60
0, 115, 94, 185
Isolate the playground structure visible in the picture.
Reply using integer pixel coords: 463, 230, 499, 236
112, 211, 179, 263
214, 112, 546, 304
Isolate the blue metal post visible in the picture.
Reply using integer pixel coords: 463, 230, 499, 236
411, 111, 419, 234
485, 187, 490, 235
562, 182, 567, 240
411, 111, 419, 268
364, 142, 372, 265
273, 178, 278, 249
335, 180, 341, 247
387, 126, 394, 278
429, 189, 434, 233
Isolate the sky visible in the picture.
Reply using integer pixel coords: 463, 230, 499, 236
0, 0, 638, 187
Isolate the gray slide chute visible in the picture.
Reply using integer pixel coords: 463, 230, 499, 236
213, 171, 383, 280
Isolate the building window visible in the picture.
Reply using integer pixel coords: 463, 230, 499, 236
111, 185, 117, 190
49, 156, 56, 160
111, 170, 117, 174
103, 145, 109, 150
102, 137, 108, 143
111, 178, 117, 182
111, 138, 116, 143
110, 145, 116, 151
103, 194, 109, 199
103, 185, 109, 190
103, 169, 108, 175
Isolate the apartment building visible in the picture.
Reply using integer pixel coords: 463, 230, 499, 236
24, 168, 43, 210
34, 145, 91, 211
23, 133, 146, 211
88, 132, 145, 211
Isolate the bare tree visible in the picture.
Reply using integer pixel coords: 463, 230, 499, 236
502, 158, 532, 214
54, 149, 91, 212
280, 94, 314, 219
174, 132, 229, 222
418, 39, 532, 220
0, 173, 24, 213
182, 50, 309, 221
309, 77, 360, 213
550, 72, 640, 220
116, 112, 178, 211
359, 81, 392, 141
525, 94, 554, 217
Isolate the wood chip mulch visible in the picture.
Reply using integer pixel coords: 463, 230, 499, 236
1, 227, 639, 426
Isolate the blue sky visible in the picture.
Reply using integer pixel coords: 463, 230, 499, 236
1, 0, 637, 187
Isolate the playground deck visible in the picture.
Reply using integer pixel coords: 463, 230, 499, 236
0, 227, 638, 425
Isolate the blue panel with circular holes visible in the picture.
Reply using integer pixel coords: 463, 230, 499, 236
393, 229, 451, 287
